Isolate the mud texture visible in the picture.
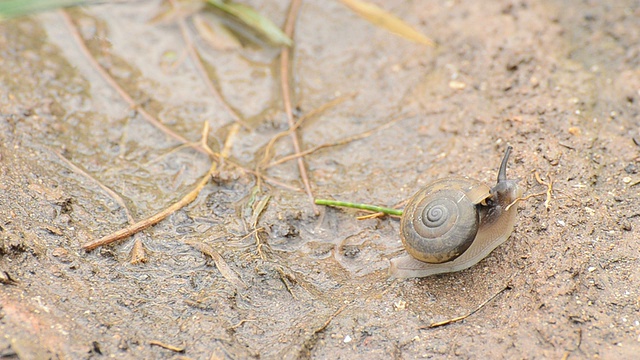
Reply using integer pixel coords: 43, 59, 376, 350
1, 1, 639, 359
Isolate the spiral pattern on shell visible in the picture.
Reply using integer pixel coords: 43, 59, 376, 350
400, 178, 489, 264
422, 199, 453, 228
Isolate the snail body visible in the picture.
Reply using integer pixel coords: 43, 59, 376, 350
390, 146, 522, 278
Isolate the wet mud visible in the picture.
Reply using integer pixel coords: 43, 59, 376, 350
1, 1, 639, 359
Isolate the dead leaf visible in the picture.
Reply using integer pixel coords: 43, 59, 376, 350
186, 241, 247, 290
338, 0, 436, 46
193, 13, 242, 51
149, 0, 204, 24
250, 195, 270, 229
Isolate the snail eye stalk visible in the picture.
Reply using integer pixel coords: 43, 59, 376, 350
497, 146, 512, 183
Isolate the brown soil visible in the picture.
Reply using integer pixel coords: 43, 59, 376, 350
1, 1, 639, 359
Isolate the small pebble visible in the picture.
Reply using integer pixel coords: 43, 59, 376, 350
588, 266, 596, 272
394, 299, 407, 311
449, 80, 466, 90
623, 177, 632, 183
344, 335, 352, 343
624, 163, 637, 174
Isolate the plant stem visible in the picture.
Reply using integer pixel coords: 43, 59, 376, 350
314, 199, 404, 216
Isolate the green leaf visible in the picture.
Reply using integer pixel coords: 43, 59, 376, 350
207, 0, 292, 46
0, 0, 92, 20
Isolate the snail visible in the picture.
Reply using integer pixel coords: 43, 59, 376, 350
389, 146, 522, 278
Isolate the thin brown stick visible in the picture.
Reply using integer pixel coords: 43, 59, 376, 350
253, 229, 269, 260
315, 303, 347, 333
276, 266, 297, 299
60, 10, 198, 148
139, 121, 300, 192
228, 319, 256, 330
356, 212, 403, 220
221, 123, 241, 159
216, 121, 302, 191
280, 0, 317, 214
505, 171, 554, 211
130, 237, 148, 264
82, 161, 217, 251
295, 303, 348, 357
54, 151, 135, 223
198, 121, 215, 155
268, 114, 408, 168
149, 340, 185, 353
169, 0, 250, 130
535, 171, 554, 209
141, 121, 215, 170
258, 93, 356, 169
424, 284, 511, 329
295, 93, 357, 128
226, 158, 304, 192
0, 271, 18, 286
55, 150, 151, 261
356, 212, 384, 220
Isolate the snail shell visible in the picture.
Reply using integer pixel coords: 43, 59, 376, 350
390, 146, 522, 278
400, 177, 491, 264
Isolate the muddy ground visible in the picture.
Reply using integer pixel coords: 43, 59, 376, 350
1, 0, 639, 359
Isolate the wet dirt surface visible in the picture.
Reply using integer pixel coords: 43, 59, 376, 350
1, 0, 639, 359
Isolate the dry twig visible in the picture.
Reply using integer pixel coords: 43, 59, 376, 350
221, 123, 241, 160
268, 114, 408, 168
60, 10, 196, 148
149, 340, 185, 353
169, 0, 250, 129
0, 271, 18, 286
280, 0, 317, 214
228, 319, 256, 330
54, 151, 135, 223
505, 171, 554, 211
535, 171, 554, 209
357, 212, 387, 220
129, 237, 148, 264
316, 303, 347, 333
258, 93, 356, 171
424, 284, 511, 329
82, 161, 217, 251
293, 303, 348, 358
276, 266, 297, 299
55, 151, 152, 261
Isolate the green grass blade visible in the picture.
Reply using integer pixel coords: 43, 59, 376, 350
315, 199, 404, 216
207, 0, 292, 46
0, 0, 92, 20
